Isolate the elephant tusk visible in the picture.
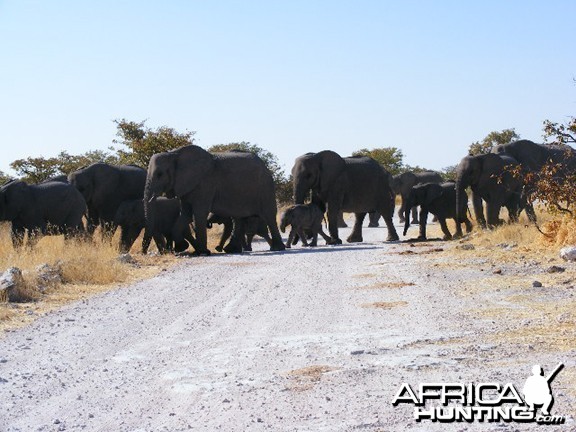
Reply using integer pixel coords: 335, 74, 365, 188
147, 194, 157, 203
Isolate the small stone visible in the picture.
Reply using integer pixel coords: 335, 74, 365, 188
54, 419, 61, 424
532, 281, 543, 288
351, 350, 365, 355
223, 398, 230, 403
546, 265, 566, 273
117, 253, 136, 264
458, 244, 475, 250
493, 269, 502, 274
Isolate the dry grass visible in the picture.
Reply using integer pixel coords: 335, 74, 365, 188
285, 365, 338, 391
0, 224, 183, 331
0, 220, 230, 332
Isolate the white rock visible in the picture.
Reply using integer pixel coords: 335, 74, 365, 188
560, 246, 576, 261
0, 267, 24, 302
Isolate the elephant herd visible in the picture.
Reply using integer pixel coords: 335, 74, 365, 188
0, 139, 574, 254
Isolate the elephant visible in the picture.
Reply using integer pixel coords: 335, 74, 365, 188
455, 153, 529, 228
492, 139, 576, 172
280, 203, 331, 248
403, 182, 472, 240
207, 214, 272, 252
68, 163, 147, 240
114, 197, 195, 254
0, 179, 86, 248
144, 145, 286, 255
292, 151, 399, 243
368, 170, 443, 227
492, 140, 576, 218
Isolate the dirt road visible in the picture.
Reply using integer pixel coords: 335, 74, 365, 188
1, 222, 574, 431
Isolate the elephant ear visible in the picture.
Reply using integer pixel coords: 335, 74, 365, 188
317, 151, 346, 197
425, 183, 443, 205
173, 145, 215, 198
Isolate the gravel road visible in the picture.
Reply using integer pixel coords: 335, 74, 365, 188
1, 221, 574, 431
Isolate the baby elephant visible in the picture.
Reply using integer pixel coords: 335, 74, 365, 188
403, 182, 472, 240
207, 214, 272, 253
114, 197, 195, 253
280, 203, 331, 248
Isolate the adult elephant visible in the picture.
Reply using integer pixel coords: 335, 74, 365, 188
0, 179, 86, 248
292, 151, 398, 243
493, 139, 576, 218
144, 145, 285, 255
368, 170, 443, 227
492, 139, 576, 172
455, 153, 526, 228
68, 163, 147, 239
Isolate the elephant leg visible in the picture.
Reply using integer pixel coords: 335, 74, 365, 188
286, 229, 296, 248
244, 233, 254, 251
486, 202, 502, 228
152, 232, 166, 253
472, 192, 486, 228
398, 194, 408, 223
464, 217, 473, 234
297, 227, 309, 246
173, 202, 195, 253
260, 205, 286, 251
309, 230, 319, 247
181, 226, 197, 251
417, 209, 428, 240
318, 226, 332, 244
368, 211, 380, 227
191, 208, 211, 256
224, 218, 244, 254
379, 205, 399, 242
438, 217, 452, 240
216, 219, 233, 252
411, 206, 419, 224
141, 230, 153, 254
10, 224, 25, 249
337, 212, 348, 228
119, 226, 135, 253
347, 213, 366, 243
524, 202, 537, 223
86, 210, 98, 238
507, 205, 519, 224
326, 205, 342, 244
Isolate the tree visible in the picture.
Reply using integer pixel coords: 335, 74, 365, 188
9, 150, 119, 183
9, 156, 60, 183
352, 147, 404, 175
0, 170, 13, 184
441, 165, 458, 181
543, 117, 576, 146
468, 129, 520, 156
113, 119, 195, 167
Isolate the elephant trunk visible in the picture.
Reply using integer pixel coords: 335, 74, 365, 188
403, 195, 413, 236
279, 210, 291, 233
455, 171, 468, 223
293, 181, 308, 205
143, 176, 157, 234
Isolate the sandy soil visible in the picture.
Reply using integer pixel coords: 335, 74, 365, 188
0, 218, 574, 431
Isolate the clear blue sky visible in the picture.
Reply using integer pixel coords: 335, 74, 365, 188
1, 1, 575, 176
